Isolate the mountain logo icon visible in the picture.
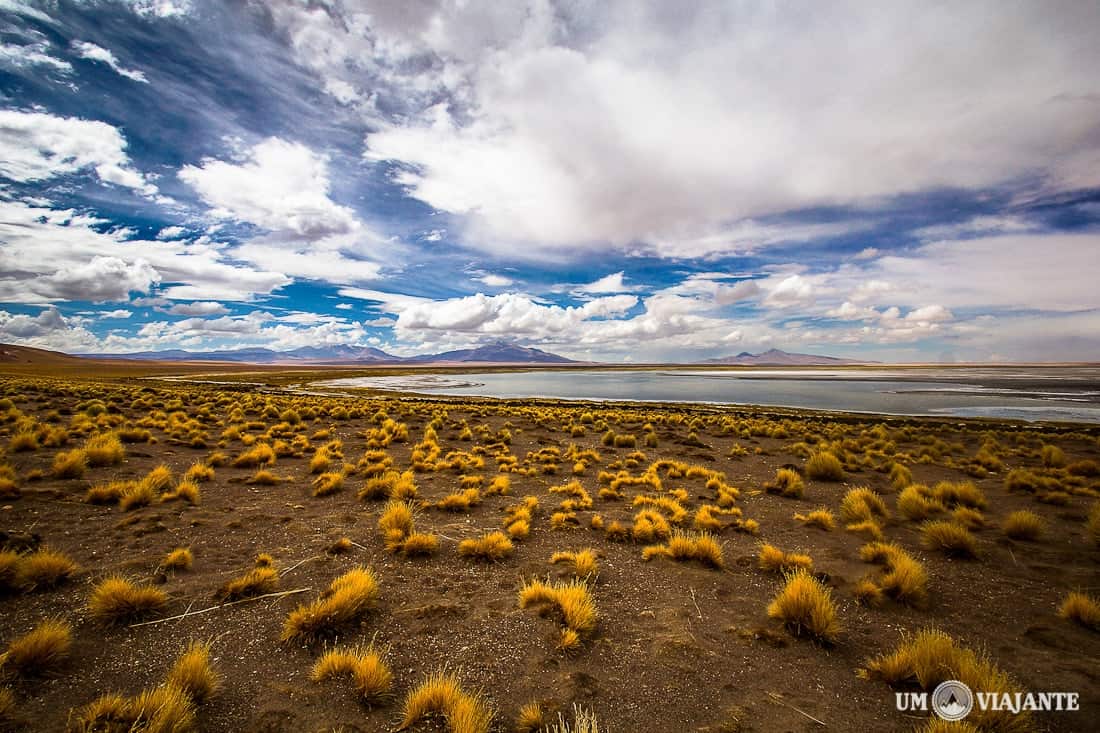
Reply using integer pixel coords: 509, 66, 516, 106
932, 680, 975, 721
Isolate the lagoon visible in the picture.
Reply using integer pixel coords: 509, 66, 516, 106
316, 366, 1100, 424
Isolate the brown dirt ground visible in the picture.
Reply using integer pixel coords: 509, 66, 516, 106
0, 369, 1098, 733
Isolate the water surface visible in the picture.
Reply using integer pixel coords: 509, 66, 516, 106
315, 367, 1100, 423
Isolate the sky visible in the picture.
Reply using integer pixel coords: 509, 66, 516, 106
1, 0, 1099, 363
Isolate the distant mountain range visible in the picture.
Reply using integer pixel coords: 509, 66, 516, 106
702, 348, 875, 366
77, 340, 577, 364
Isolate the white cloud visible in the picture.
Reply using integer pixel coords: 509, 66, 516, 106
578, 272, 637, 294
0, 200, 289, 303
156, 226, 186, 240
121, 0, 192, 18
301, 1, 1100, 255
474, 273, 513, 288
179, 138, 359, 240
334, 303, 354, 311
0, 110, 155, 194
0, 41, 72, 73
165, 301, 229, 316
100, 309, 132, 319
72, 40, 148, 82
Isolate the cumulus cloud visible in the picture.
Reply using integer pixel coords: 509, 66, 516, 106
578, 272, 637, 294
179, 138, 359, 239
99, 309, 132, 319
72, 40, 148, 82
0, 199, 289, 302
473, 273, 513, 288
165, 301, 229, 316
274, 0, 1100, 256
0, 110, 155, 193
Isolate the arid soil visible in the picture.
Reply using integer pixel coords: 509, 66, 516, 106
0, 368, 1098, 732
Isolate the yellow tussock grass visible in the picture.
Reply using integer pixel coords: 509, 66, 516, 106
281, 566, 379, 642
767, 569, 841, 643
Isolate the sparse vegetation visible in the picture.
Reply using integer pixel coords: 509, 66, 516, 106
1002, 510, 1045, 541
282, 566, 379, 642
88, 576, 167, 624
1058, 591, 1100, 631
767, 569, 840, 643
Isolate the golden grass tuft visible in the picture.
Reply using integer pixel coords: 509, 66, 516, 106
118, 481, 157, 511
215, 565, 278, 602
183, 462, 215, 483
139, 464, 174, 494
162, 548, 193, 572
233, 442, 276, 467
247, 469, 281, 485
486, 474, 511, 496
1058, 591, 1100, 631
162, 480, 201, 505
311, 645, 392, 702
519, 577, 599, 638
840, 487, 889, 523
631, 509, 671, 543
764, 468, 803, 498
897, 484, 945, 520
397, 670, 492, 733
913, 719, 981, 733
17, 547, 78, 589
932, 480, 986, 509
844, 519, 884, 542
853, 578, 885, 607
401, 532, 440, 557
952, 506, 985, 530
458, 531, 514, 562
72, 684, 196, 733
920, 520, 979, 559
84, 432, 125, 467
0, 618, 71, 677
51, 448, 86, 479
515, 701, 545, 733
859, 542, 928, 607
85, 479, 132, 505
311, 471, 344, 497
793, 508, 836, 531
281, 566, 379, 642
805, 451, 845, 481
1002, 510, 1044, 541
758, 543, 812, 573
359, 469, 418, 500
862, 629, 1033, 732
550, 549, 599, 578
545, 704, 603, 733
767, 569, 840, 643
166, 641, 220, 703
642, 531, 724, 568
88, 576, 167, 624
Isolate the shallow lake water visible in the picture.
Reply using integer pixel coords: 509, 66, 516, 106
315, 367, 1100, 423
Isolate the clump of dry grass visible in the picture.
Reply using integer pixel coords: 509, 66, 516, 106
88, 576, 167, 624
550, 549, 599, 578
764, 468, 803, 498
920, 520, 979, 559
358, 469, 418, 501
17, 547, 78, 590
51, 448, 86, 479
438, 487, 482, 512
840, 487, 889, 523
888, 462, 912, 490
862, 629, 1032, 732
631, 509, 671, 543
767, 569, 840, 643
281, 566, 379, 642
758, 543, 813, 574
897, 484, 945, 520
642, 531, 724, 568
1003, 510, 1045, 540
312, 471, 344, 497
545, 704, 603, 733
396, 670, 493, 733
458, 531, 514, 562
805, 451, 845, 481
161, 479, 201, 505
166, 641, 220, 703
215, 563, 278, 602
162, 548, 193, 572
311, 644, 392, 703
519, 577, 599, 650
1058, 591, 1100, 631
844, 518, 884, 542
793, 508, 836, 530
858, 542, 928, 608
853, 578, 885, 607
485, 474, 511, 496
932, 480, 986, 509
85, 479, 131, 505
84, 432, 125, 467
183, 462, 215, 483
71, 684, 196, 733
515, 701, 545, 733
139, 464, 174, 494
952, 506, 985, 530
0, 618, 71, 678
233, 442, 276, 468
